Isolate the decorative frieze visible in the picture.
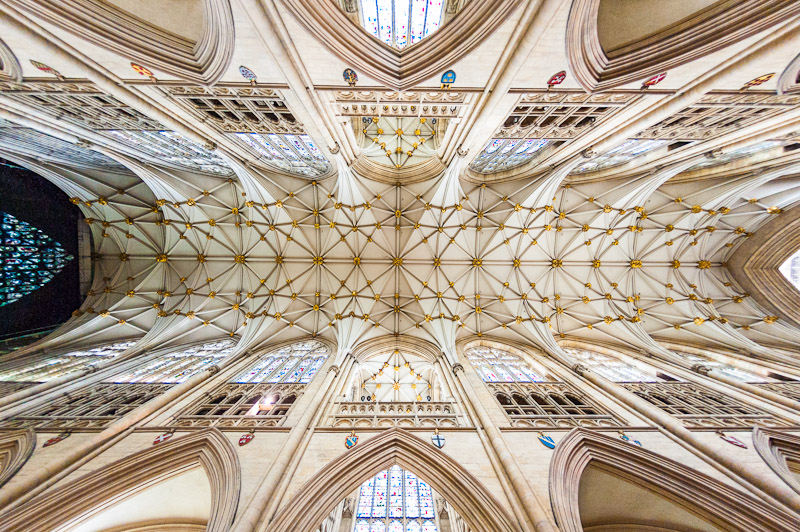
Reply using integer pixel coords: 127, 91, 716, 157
327, 401, 461, 428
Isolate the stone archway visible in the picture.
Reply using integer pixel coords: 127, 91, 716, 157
267, 427, 522, 532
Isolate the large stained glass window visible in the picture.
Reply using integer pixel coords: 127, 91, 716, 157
469, 138, 549, 174
0, 212, 73, 307
109, 340, 236, 383
359, 0, 445, 50
465, 345, 544, 383
355, 465, 437, 532
669, 351, 774, 383
234, 340, 329, 384
106, 130, 232, 175
571, 139, 669, 174
0, 341, 135, 382
234, 133, 331, 177
563, 347, 661, 382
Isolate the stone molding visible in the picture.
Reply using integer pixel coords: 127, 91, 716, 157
753, 426, 800, 494
5, 0, 235, 84
566, 0, 800, 91
778, 52, 800, 95
0, 429, 35, 487
549, 428, 798, 532
267, 427, 522, 532
278, 0, 523, 90
0, 37, 21, 82
0, 428, 241, 532
726, 203, 800, 329
351, 154, 446, 185
350, 334, 441, 363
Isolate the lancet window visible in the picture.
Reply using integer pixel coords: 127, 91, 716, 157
0, 340, 135, 383
354, 465, 438, 532
466, 345, 620, 428
562, 347, 661, 382
174, 340, 329, 428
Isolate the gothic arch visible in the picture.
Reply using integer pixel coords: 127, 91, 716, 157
726, 202, 800, 329
6, 0, 234, 84
0, 37, 22, 82
351, 335, 441, 363
566, 0, 800, 92
280, 0, 523, 90
0, 428, 240, 532
550, 428, 798, 532
777, 52, 800, 94
267, 427, 522, 532
753, 426, 800, 494
0, 429, 35, 487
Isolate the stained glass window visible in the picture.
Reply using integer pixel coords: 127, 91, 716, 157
779, 248, 800, 291
563, 347, 661, 382
355, 466, 437, 532
469, 138, 550, 174
465, 346, 544, 382
670, 351, 773, 383
106, 130, 232, 175
234, 133, 331, 177
108, 340, 236, 383
358, 1, 445, 50
687, 140, 784, 170
571, 139, 669, 174
234, 340, 329, 383
0, 212, 73, 307
0, 341, 135, 382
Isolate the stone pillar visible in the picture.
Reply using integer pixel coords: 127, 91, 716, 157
450, 362, 556, 532
231, 358, 349, 532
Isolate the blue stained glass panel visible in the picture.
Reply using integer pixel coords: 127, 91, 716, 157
0, 212, 73, 307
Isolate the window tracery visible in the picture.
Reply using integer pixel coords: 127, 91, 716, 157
464, 345, 544, 382
621, 381, 787, 428
109, 340, 236, 383
0, 120, 125, 170
469, 92, 639, 174
0, 212, 74, 307
466, 345, 620, 427
562, 347, 661, 382
106, 130, 231, 175
234, 133, 330, 177
174, 340, 328, 427
357, 0, 445, 50
669, 351, 772, 383
571, 139, 669, 174
355, 465, 437, 532
0, 341, 135, 383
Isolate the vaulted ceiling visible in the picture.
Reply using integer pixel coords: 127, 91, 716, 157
1, 0, 800, 362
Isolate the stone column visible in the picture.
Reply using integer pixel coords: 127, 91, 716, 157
450, 362, 556, 532
230, 357, 350, 532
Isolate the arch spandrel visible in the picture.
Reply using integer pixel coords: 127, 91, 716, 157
267, 428, 522, 532
550, 428, 798, 532
0, 428, 240, 532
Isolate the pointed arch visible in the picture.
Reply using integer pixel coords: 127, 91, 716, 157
550, 428, 797, 532
280, 0, 523, 90
0, 429, 35, 487
567, 0, 800, 91
0, 37, 22, 82
0, 428, 240, 532
753, 426, 800, 494
8, 0, 234, 84
267, 428, 522, 532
